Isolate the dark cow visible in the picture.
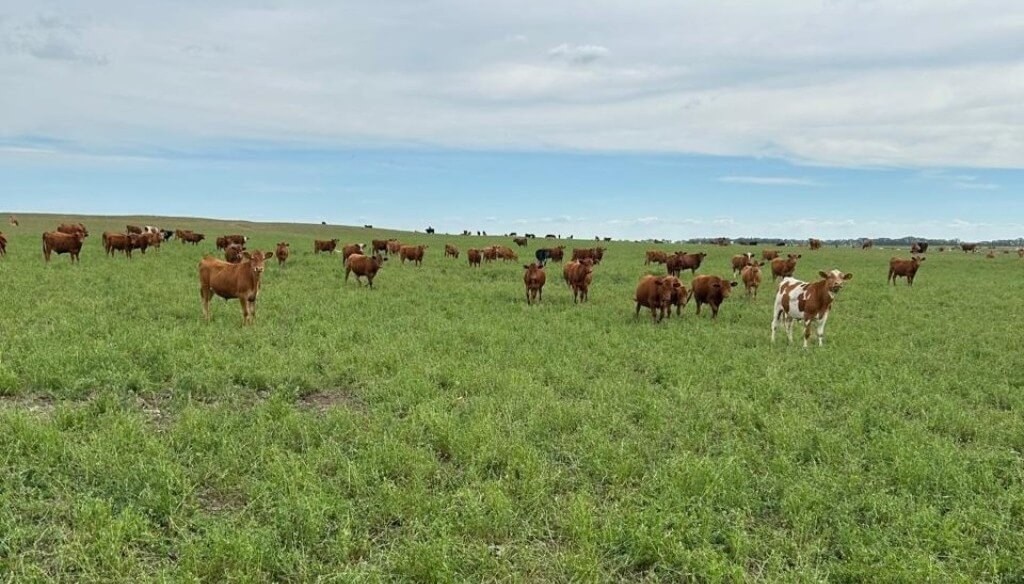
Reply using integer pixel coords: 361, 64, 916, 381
910, 242, 929, 254
770, 254, 801, 281
862, 239, 873, 249
198, 251, 273, 325
772, 270, 853, 348
345, 253, 387, 288
690, 275, 738, 319
181, 231, 205, 245
513, 237, 528, 247
666, 252, 706, 276
563, 258, 595, 303
43, 231, 84, 263
399, 245, 427, 266
275, 242, 289, 266
314, 239, 339, 254
129, 232, 156, 255
0, 232, 6, 257
808, 238, 823, 250
634, 275, 684, 323
225, 243, 245, 264
523, 263, 546, 305
426, 227, 435, 234
468, 248, 482, 267
961, 243, 978, 253
888, 256, 925, 286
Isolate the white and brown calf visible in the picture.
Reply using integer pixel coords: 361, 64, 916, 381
771, 269, 853, 348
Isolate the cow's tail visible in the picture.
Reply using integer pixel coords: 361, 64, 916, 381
685, 288, 694, 304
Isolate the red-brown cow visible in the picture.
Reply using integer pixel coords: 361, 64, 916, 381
523, 263, 546, 305
129, 232, 154, 255
666, 252, 706, 276
467, 248, 482, 267
645, 250, 669, 265
274, 242, 289, 266
730, 252, 755, 276
563, 258, 595, 303
399, 245, 427, 266
102, 232, 136, 258
888, 256, 925, 286
371, 239, 389, 255
762, 249, 779, 261
770, 254, 801, 281
225, 243, 245, 264
43, 231, 84, 263
772, 270, 853, 348
496, 246, 518, 262
571, 247, 606, 264
386, 240, 402, 255
691, 275, 738, 319
445, 244, 460, 259
634, 275, 683, 323
345, 253, 387, 288
341, 243, 365, 260
181, 231, 205, 245
741, 261, 764, 297
57, 223, 89, 238
0, 232, 7, 257
199, 250, 273, 325
513, 237, 528, 247
808, 238, 823, 250
314, 239, 339, 254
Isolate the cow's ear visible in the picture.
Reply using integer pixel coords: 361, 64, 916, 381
818, 271, 828, 279
843, 273, 853, 280
523, 264, 530, 269
731, 281, 739, 287
264, 251, 274, 260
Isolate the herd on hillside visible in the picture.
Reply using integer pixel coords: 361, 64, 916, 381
2, 216, 1021, 347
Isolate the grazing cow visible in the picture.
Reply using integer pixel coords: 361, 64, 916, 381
198, 251, 273, 325
513, 237, 528, 247
986, 251, 996, 259
42, 231, 84, 263
645, 250, 669, 265
910, 242, 929, 254
690, 275, 738, 319
496, 246, 518, 262
126, 224, 143, 234
341, 243, 365, 260
634, 275, 684, 323
184, 231, 205, 245
770, 254, 801, 281
399, 244, 427, 266
386, 240, 402, 256
730, 252, 755, 276
523, 263, 546, 305
547, 246, 566, 262
444, 244, 460, 259
314, 239, 339, 254
772, 270, 853, 348
666, 252, 706, 276
534, 248, 551, 266
888, 256, 925, 286
58, 223, 89, 238
102, 232, 135, 258
364, 224, 373, 229
225, 243, 245, 264
0, 232, 7, 257
8, 215, 17, 227
563, 258, 595, 303
372, 239, 389, 255
275, 242, 289, 266
345, 253, 387, 288
175, 229, 191, 243
741, 262, 764, 297
762, 250, 779, 261
468, 248, 483, 267
862, 239, 873, 249
482, 246, 499, 263
808, 238, 823, 250
961, 243, 978, 253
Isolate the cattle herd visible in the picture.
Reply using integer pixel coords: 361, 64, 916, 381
3, 223, 1020, 346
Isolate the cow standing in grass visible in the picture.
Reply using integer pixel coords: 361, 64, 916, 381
345, 253, 387, 288
634, 275, 682, 323
43, 231, 84, 263
888, 256, 925, 286
523, 263, 546, 305
772, 270, 853, 348
275, 242, 290, 266
199, 251, 273, 325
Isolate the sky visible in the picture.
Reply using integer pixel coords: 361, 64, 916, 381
2, 0, 1023, 240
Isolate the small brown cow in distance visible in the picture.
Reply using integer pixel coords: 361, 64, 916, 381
371, 239, 389, 256
467, 248, 482, 267
129, 232, 156, 255
771, 254, 801, 281
862, 239, 873, 249
523, 263, 546, 305
127, 224, 143, 234
400, 245, 427, 266
57, 223, 89, 238
645, 250, 669, 265
563, 258, 595, 303
572, 247, 605, 264
741, 261, 764, 297
43, 231, 84, 263
386, 240, 402, 255
691, 275, 738, 319
961, 243, 978, 253
762, 249, 779, 261
341, 243, 365, 260
8, 215, 17, 227
180, 231, 205, 245
314, 239, 339, 254
888, 256, 925, 286
730, 253, 754, 276
666, 252, 706, 277
345, 253, 386, 288
808, 238, 823, 250
634, 275, 684, 323
275, 242, 290, 266
513, 237, 528, 247
445, 244, 460, 259
198, 250, 273, 325
102, 232, 136, 258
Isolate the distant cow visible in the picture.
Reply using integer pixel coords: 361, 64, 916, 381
345, 253, 387, 288
175, 229, 192, 243
386, 240, 402, 256
741, 262, 764, 297
400, 245, 427, 266
444, 244, 460, 259
513, 237, 528, 247
341, 243, 365, 260
468, 248, 482, 267
666, 252, 706, 276
690, 275, 738, 319
314, 239, 339, 254
772, 270, 853, 348
762, 250, 779, 261
808, 238, 823, 250
523, 263, 546, 305
126, 224, 143, 234
634, 275, 684, 323
961, 243, 978, 253
426, 227, 435, 234
181, 231, 205, 245
225, 243, 245, 264
572, 247, 606, 264
910, 242, 929, 254
57, 223, 89, 238
482, 246, 499, 263
372, 239, 389, 255
986, 251, 996, 259
645, 250, 669, 265
545, 246, 566, 263
563, 258, 595, 303
8, 215, 17, 227
102, 232, 135, 258
888, 256, 925, 286
129, 232, 156, 255
42, 231, 84, 263
364, 224, 373, 229
862, 239, 873, 249
730, 252, 755, 276
198, 250, 273, 325
275, 242, 289, 266
1018, 248, 1024, 258
496, 246, 518, 262
770, 254, 801, 281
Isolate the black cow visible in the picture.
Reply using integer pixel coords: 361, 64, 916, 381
161, 229, 174, 241
426, 226, 435, 234
535, 248, 552, 266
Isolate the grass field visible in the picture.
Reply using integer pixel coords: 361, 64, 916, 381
1, 213, 1023, 581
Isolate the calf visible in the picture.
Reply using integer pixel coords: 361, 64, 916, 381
741, 261, 764, 297
690, 275, 738, 319
468, 248, 482, 267
634, 275, 683, 323
888, 256, 925, 286
762, 249, 779, 261
645, 250, 668, 265
770, 254, 801, 281
445, 244, 460, 259
314, 239, 339, 254
345, 253, 387, 288
730, 252, 755, 276
772, 270, 853, 348
665, 276, 689, 317
225, 243, 245, 264
563, 258, 594, 303
497, 246, 517, 262
43, 231, 84, 263
199, 251, 274, 325
399, 244, 427, 266
341, 243, 365, 260
102, 232, 135, 258
523, 263, 546, 305
275, 242, 290, 266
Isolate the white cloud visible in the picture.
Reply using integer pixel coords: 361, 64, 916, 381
719, 176, 821, 186
547, 43, 610, 64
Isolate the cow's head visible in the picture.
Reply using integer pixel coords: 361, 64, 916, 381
911, 255, 925, 265
818, 269, 853, 293
788, 254, 802, 260
243, 251, 274, 275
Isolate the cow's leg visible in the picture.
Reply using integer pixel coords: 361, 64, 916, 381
201, 288, 212, 321
786, 317, 795, 344
803, 321, 813, 348
771, 310, 780, 343
816, 313, 829, 346
711, 304, 719, 319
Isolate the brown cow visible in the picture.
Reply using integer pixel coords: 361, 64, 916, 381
181, 231, 205, 245
513, 237, 528, 247
42, 231, 84, 263
690, 275, 738, 319
224, 234, 247, 247
314, 239, 339, 254
645, 250, 669, 265
0, 232, 7, 257
345, 253, 387, 288
199, 251, 273, 325
341, 243, 365, 260
666, 252, 706, 277
888, 256, 924, 286
772, 270, 853, 348
467, 248, 482, 267
275, 242, 290, 266
482, 246, 499, 263
548, 246, 565, 262
571, 247, 606, 264
986, 251, 996, 259
57, 223, 89, 238
102, 232, 136, 258
665, 276, 689, 317
741, 261, 764, 297
175, 229, 192, 243
225, 243, 245, 264
634, 275, 683, 323
770, 254, 801, 281
129, 232, 155, 255
8, 215, 17, 227
808, 238, 823, 250
372, 239, 389, 255
399, 245, 427, 266
961, 243, 978, 253
563, 258, 594, 303
496, 246, 518, 262
386, 240, 402, 255
216, 236, 230, 250
126, 224, 143, 234
730, 252, 755, 276
444, 244, 460, 259
1018, 248, 1024, 258
762, 249, 779, 261
523, 263, 546, 305
862, 239, 873, 249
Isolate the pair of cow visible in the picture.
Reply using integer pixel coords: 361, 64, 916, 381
520, 257, 595, 305
42, 223, 89, 263
102, 231, 161, 258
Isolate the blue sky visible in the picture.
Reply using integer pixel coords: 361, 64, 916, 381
2, 1, 1023, 239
